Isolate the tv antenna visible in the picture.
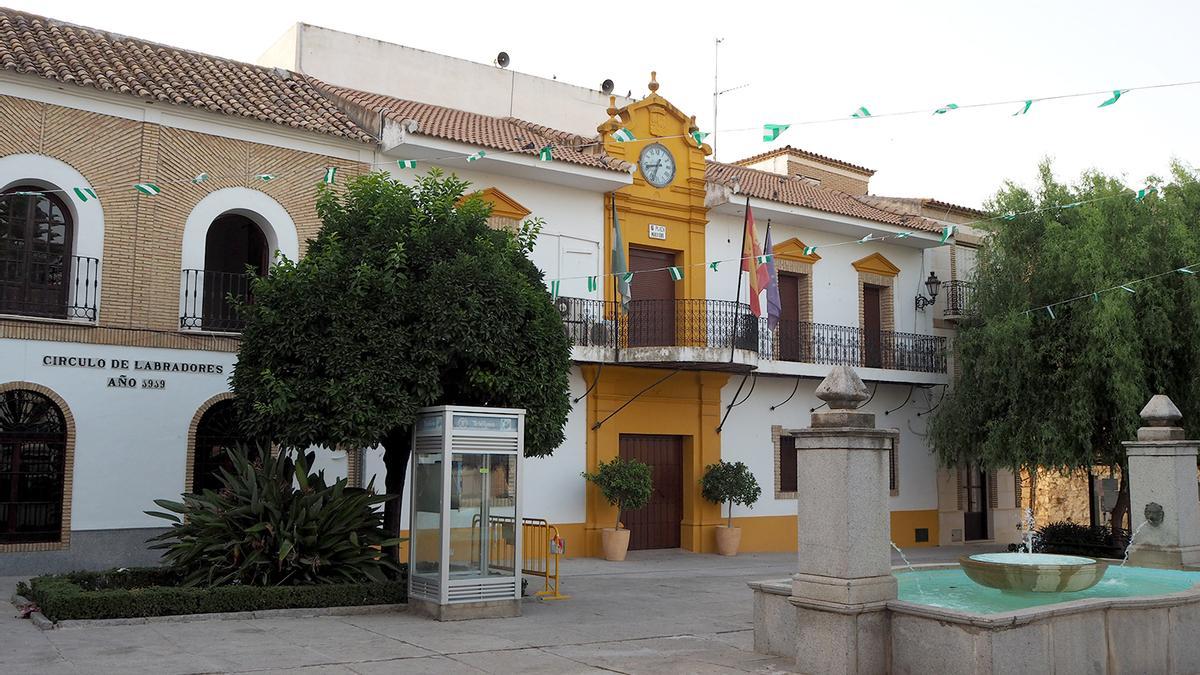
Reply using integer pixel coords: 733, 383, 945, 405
712, 37, 749, 160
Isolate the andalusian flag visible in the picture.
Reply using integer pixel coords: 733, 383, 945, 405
611, 194, 631, 311
397, 160, 418, 169
192, 173, 209, 184
1134, 187, 1156, 202
851, 106, 872, 118
1098, 90, 1128, 108
587, 276, 598, 292
741, 199, 771, 319
539, 146, 553, 162
668, 266, 683, 281
73, 187, 98, 203
611, 128, 636, 143
550, 279, 560, 300
709, 261, 720, 271
939, 225, 957, 244
933, 103, 959, 115
466, 151, 486, 162
134, 183, 161, 196
762, 124, 789, 142
803, 245, 818, 256
1013, 100, 1033, 116
255, 173, 276, 182
322, 167, 337, 184
691, 131, 709, 147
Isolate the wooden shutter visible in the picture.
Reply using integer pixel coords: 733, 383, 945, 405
888, 438, 898, 493
779, 435, 797, 494
988, 471, 998, 509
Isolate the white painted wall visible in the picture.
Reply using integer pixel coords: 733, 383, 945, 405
716, 375, 942, 519
258, 24, 634, 138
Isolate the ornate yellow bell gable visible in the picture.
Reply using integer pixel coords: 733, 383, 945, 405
600, 72, 711, 302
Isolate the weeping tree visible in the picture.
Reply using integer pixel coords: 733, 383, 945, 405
929, 161, 1200, 530
231, 171, 572, 556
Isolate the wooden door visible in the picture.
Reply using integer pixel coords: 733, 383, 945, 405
778, 273, 801, 361
618, 434, 683, 550
0, 189, 71, 318
964, 465, 989, 541
627, 247, 676, 347
862, 285, 883, 368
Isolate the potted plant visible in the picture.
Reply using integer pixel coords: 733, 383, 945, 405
581, 457, 652, 561
700, 460, 762, 556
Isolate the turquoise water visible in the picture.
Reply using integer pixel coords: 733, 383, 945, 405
897, 566, 1200, 614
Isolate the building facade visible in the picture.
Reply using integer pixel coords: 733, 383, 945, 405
0, 9, 1019, 574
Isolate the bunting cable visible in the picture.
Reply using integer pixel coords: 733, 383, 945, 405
769, 376, 803, 411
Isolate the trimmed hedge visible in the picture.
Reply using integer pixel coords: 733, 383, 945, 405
25, 567, 407, 622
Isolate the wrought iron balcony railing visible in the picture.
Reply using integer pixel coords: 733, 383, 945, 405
556, 297, 758, 352
180, 269, 255, 332
943, 280, 974, 318
558, 297, 947, 373
0, 254, 100, 321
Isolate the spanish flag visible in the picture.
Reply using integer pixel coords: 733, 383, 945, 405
741, 199, 771, 318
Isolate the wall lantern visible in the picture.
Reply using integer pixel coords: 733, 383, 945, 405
914, 272, 941, 312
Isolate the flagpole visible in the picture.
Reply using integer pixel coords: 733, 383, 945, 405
730, 196, 750, 363
611, 193, 621, 363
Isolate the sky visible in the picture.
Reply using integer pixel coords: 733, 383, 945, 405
12, 0, 1200, 209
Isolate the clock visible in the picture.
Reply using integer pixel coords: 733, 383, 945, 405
638, 143, 676, 188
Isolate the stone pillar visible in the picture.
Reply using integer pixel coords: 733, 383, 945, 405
788, 366, 898, 674
1123, 394, 1200, 568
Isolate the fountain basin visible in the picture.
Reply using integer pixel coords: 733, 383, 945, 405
959, 552, 1107, 592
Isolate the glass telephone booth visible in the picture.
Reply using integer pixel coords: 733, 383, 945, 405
408, 405, 524, 620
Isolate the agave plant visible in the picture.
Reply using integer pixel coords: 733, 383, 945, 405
147, 446, 401, 587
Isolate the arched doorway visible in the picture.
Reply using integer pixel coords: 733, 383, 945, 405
0, 388, 68, 544
182, 213, 267, 332
0, 186, 73, 318
190, 398, 259, 493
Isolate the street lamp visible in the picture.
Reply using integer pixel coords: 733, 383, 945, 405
915, 272, 941, 312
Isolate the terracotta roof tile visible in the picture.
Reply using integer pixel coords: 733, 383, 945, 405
0, 7, 375, 143
731, 145, 875, 176
312, 80, 632, 173
706, 162, 942, 233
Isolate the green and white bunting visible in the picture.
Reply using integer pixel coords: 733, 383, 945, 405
397, 160, 418, 169
73, 187, 98, 203
322, 167, 337, 185
691, 131, 709, 147
858, 234, 874, 244
621, 272, 634, 284
550, 280, 560, 299
1045, 306, 1056, 319
1013, 100, 1033, 116
933, 103, 959, 115
1098, 89, 1128, 107
255, 173, 276, 182
539, 146, 553, 162
134, 183, 161, 196
466, 151, 486, 162
803, 245, 818, 255
1120, 285, 1136, 294
755, 254, 772, 264
668, 266, 683, 281
1134, 187, 1156, 202
851, 106, 872, 118
611, 128, 636, 143
709, 261, 720, 271
587, 276, 598, 292
1001, 211, 1017, 221
939, 224, 957, 244
895, 232, 912, 239
192, 173, 209, 184
1178, 267, 1196, 275
762, 124, 789, 142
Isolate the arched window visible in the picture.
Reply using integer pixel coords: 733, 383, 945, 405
181, 213, 268, 332
191, 399, 259, 493
0, 187, 73, 319
0, 389, 67, 544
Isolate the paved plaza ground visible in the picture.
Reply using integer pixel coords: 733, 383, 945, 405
2, 545, 995, 674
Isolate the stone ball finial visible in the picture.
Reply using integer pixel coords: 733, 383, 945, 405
648, 71, 659, 92
814, 366, 869, 410
1140, 394, 1183, 427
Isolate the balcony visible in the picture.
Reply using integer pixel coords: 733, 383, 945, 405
943, 280, 974, 320
760, 321, 947, 374
557, 297, 759, 370
0, 254, 100, 321
180, 269, 254, 332
558, 297, 947, 375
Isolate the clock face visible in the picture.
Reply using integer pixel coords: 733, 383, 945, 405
638, 143, 676, 188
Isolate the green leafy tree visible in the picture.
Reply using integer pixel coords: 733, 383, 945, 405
929, 161, 1200, 528
581, 457, 653, 530
700, 460, 762, 528
231, 171, 572, 553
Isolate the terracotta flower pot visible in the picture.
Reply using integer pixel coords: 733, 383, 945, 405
715, 526, 742, 557
601, 528, 631, 561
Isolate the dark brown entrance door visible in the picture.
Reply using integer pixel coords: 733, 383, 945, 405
618, 434, 683, 550
627, 247, 676, 347
964, 465, 989, 541
778, 273, 801, 361
862, 285, 883, 368
0, 189, 72, 318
